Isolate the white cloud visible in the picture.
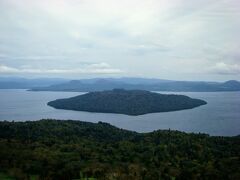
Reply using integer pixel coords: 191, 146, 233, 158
0, 64, 19, 73
209, 62, 240, 75
88, 62, 111, 69
0, 63, 123, 74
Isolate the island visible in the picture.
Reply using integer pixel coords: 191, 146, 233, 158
0, 119, 239, 179
47, 89, 207, 115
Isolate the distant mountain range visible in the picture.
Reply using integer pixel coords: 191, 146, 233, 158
0, 77, 67, 89
1, 77, 239, 92
30, 77, 240, 92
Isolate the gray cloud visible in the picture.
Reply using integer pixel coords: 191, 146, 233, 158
0, 0, 239, 80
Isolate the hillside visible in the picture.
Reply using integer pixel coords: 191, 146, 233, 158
30, 78, 240, 92
48, 89, 207, 115
0, 119, 239, 179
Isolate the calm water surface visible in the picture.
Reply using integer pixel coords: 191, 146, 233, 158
0, 89, 239, 136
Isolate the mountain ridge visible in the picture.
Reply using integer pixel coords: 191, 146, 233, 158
30, 78, 240, 92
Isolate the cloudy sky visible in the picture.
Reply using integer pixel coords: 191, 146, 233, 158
0, 0, 239, 81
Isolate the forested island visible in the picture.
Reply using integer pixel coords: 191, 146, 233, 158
48, 89, 207, 115
0, 119, 239, 179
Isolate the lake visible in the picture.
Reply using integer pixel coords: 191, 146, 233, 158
0, 89, 239, 136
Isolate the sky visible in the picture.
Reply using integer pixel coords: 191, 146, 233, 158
0, 0, 239, 81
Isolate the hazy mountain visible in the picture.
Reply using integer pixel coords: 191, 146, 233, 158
30, 78, 240, 92
0, 77, 68, 89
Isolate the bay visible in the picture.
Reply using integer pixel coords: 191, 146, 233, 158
0, 89, 239, 136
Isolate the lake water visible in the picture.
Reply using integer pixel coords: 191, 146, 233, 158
0, 89, 239, 136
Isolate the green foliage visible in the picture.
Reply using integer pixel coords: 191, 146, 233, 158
48, 89, 207, 115
0, 119, 239, 180
0, 172, 15, 180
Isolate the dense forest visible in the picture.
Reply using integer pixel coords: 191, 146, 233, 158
48, 89, 207, 115
0, 119, 239, 180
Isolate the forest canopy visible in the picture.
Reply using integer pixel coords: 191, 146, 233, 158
0, 119, 239, 180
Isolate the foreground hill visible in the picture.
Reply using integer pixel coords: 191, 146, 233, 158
30, 78, 240, 92
0, 119, 239, 179
48, 89, 207, 115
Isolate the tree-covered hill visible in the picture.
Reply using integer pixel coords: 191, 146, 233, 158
48, 89, 207, 115
0, 119, 239, 180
